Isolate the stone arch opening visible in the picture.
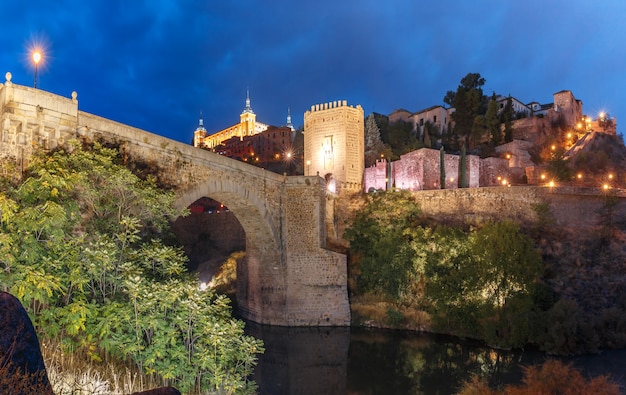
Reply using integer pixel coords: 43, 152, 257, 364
174, 179, 287, 324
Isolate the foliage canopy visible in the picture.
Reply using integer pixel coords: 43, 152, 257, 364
0, 141, 263, 394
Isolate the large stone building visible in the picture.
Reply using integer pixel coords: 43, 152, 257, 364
193, 91, 270, 149
304, 100, 364, 191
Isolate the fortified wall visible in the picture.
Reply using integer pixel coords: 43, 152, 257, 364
363, 148, 499, 192
328, 186, 626, 249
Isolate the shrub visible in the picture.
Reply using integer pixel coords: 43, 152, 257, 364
458, 360, 621, 395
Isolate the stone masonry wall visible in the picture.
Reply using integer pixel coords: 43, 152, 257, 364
330, 186, 626, 245
284, 176, 350, 326
364, 148, 481, 192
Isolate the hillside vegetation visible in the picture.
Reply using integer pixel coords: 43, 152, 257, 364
345, 190, 626, 355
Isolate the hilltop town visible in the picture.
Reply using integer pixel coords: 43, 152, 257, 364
192, 79, 622, 195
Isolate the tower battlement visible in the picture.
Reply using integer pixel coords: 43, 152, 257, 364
306, 100, 362, 114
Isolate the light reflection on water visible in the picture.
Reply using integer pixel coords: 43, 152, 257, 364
245, 323, 626, 395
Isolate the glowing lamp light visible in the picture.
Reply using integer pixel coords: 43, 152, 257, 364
32, 50, 42, 88
548, 181, 555, 187
608, 174, 614, 180
603, 184, 610, 190
501, 179, 507, 186
577, 173, 583, 179
541, 174, 546, 180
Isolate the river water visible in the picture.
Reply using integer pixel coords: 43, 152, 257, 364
245, 323, 626, 395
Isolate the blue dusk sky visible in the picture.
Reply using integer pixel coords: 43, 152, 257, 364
1, 0, 624, 144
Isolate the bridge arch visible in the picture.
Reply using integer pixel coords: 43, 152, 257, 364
175, 176, 288, 324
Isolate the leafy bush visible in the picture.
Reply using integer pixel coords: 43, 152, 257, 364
458, 359, 620, 395
0, 142, 262, 394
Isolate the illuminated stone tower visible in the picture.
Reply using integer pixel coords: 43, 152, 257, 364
193, 112, 207, 147
240, 89, 256, 137
304, 100, 364, 190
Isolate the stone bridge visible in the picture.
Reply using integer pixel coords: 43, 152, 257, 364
0, 73, 350, 326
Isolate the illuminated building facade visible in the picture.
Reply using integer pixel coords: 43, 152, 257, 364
304, 100, 364, 191
193, 91, 269, 149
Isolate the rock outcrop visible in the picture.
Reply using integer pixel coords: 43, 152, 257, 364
0, 291, 54, 395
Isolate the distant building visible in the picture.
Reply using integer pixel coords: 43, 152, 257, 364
409, 105, 451, 138
193, 91, 269, 149
304, 100, 364, 191
496, 95, 530, 117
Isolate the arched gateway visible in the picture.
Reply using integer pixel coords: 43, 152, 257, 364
0, 76, 350, 326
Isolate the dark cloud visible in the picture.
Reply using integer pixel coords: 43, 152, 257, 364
1, 0, 624, 143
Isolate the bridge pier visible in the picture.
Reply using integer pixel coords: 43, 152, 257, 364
237, 176, 350, 326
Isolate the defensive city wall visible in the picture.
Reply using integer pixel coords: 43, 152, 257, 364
327, 185, 626, 249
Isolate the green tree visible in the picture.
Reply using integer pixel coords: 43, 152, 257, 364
364, 113, 387, 167
0, 141, 263, 394
485, 93, 501, 146
344, 191, 422, 298
426, 221, 543, 348
459, 145, 467, 188
469, 115, 485, 149
501, 96, 515, 143
445, 73, 487, 150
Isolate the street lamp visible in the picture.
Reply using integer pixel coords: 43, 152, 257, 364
306, 160, 311, 176
32, 50, 42, 88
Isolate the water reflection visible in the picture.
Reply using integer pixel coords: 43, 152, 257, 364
246, 323, 350, 395
246, 324, 626, 395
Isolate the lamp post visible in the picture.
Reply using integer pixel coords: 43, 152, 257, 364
32, 51, 42, 88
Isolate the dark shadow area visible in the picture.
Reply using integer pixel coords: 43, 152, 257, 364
172, 197, 245, 281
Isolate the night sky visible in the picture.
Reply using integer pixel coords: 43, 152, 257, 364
2, 0, 624, 144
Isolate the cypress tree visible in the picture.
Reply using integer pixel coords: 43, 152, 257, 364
460, 145, 467, 188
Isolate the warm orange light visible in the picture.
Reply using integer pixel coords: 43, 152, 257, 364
501, 179, 507, 185
541, 174, 546, 180
551, 145, 556, 151
577, 173, 583, 179
608, 173, 614, 179
32, 51, 42, 64
567, 133, 572, 139
603, 184, 610, 190
506, 154, 511, 159
549, 181, 555, 187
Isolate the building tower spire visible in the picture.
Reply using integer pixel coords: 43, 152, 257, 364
242, 88, 254, 114
193, 110, 207, 148
198, 110, 205, 130
286, 107, 294, 130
